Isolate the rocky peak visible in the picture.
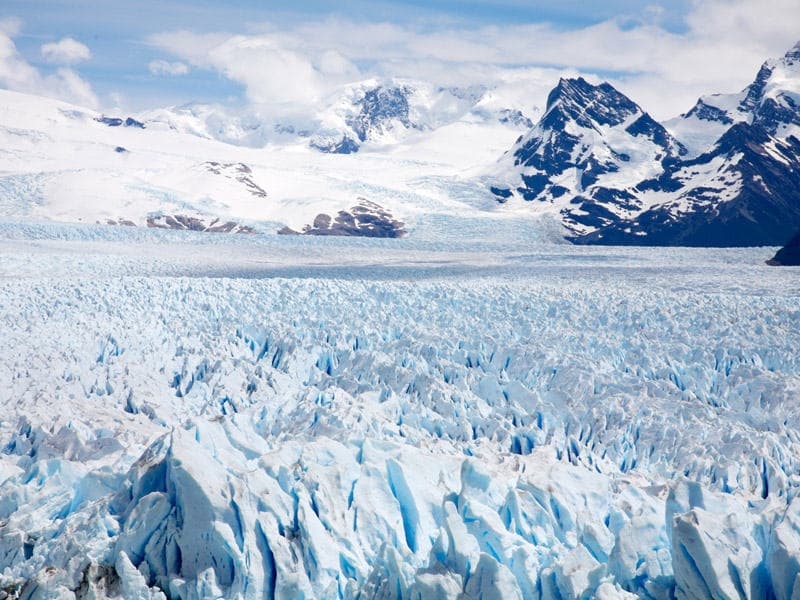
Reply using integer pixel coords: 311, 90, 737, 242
543, 77, 641, 130
347, 85, 415, 142
784, 39, 800, 63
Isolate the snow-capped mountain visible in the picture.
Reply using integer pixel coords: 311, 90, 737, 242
489, 77, 686, 236
138, 80, 535, 156
588, 42, 800, 246
307, 82, 420, 154
585, 118, 800, 246
3, 43, 800, 246
307, 80, 535, 154
0, 85, 529, 238
491, 42, 800, 246
670, 40, 800, 149
138, 103, 277, 148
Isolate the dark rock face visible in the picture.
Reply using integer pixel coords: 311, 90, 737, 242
104, 215, 256, 233
146, 215, 256, 234
96, 116, 145, 129
105, 218, 136, 227
684, 99, 735, 125
767, 230, 800, 265
498, 109, 533, 129
313, 85, 417, 154
348, 86, 414, 143
278, 200, 406, 238
310, 136, 360, 154
579, 126, 800, 246
490, 186, 513, 202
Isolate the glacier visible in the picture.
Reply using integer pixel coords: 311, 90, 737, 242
0, 228, 799, 599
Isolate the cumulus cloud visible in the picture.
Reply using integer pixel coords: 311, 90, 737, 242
41, 37, 92, 65
148, 59, 189, 76
149, 29, 360, 111
0, 28, 98, 108
148, 0, 800, 119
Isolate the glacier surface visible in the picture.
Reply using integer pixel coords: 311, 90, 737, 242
0, 229, 799, 599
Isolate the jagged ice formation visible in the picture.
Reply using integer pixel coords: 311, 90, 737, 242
0, 238, 799, 599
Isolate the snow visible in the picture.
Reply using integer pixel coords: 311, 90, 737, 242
0, 224, 798, 598
0, 41, 799, 596
637, 152, 745, 218
0, 84, 528, 236
662, 90, 750, 159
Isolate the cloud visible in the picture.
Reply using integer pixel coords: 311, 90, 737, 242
148, 0, 800, 119
41, 37, 92, 65
0, 28, 98, 108
0, 17, 22, 36
148, 59, 189, 76
149, 30, 360, 111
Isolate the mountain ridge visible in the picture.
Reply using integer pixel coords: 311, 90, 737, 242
1, 43, 799, 245
491, 41, 800, 246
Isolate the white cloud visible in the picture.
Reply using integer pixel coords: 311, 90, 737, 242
148, 0, 800, 119
0, 17, 22, 36
41, 37, 92, 65
148, 59, 189, 76
0, 28, 98, 108
149, 30, 360, 111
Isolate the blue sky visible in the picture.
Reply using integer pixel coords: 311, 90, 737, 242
1, 1, 798, 117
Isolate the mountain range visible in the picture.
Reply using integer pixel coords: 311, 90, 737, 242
490, 41, 800, 246
1, 43, 799, 246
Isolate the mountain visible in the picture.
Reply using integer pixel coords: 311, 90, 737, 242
309, 82, 419, 153
0, 85, 529, 240
584, 41, 800, 246
137, 80, 536, 156
5, 43, 799, 246
489, 77, 686, 237
307, 80, 534, 154
581, 120, 800, 246
768, 229, 800, 265
491, 42, 800, 246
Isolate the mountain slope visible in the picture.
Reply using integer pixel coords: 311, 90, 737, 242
138, 79, 536, 157
768, 228, 800, 265
583, 122, 800, 245
489, 77, 686, 236
583, 42, 800, 246
308, 80, 534, 154
490, 42, 800, 246
0, 85, 534, 239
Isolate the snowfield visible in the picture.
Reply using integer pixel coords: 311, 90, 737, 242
0, 227, 799, 599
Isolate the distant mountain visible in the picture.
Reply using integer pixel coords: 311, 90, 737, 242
138, 80, 535, 155
0, 84, 529, 240
489, 77, 685, 237
6, 41, 799, 246
309, 83, 419, 153
491, 42, 800, 246
308, 80, 533, 154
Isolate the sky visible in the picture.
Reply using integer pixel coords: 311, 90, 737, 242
1, 0, 799, 120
